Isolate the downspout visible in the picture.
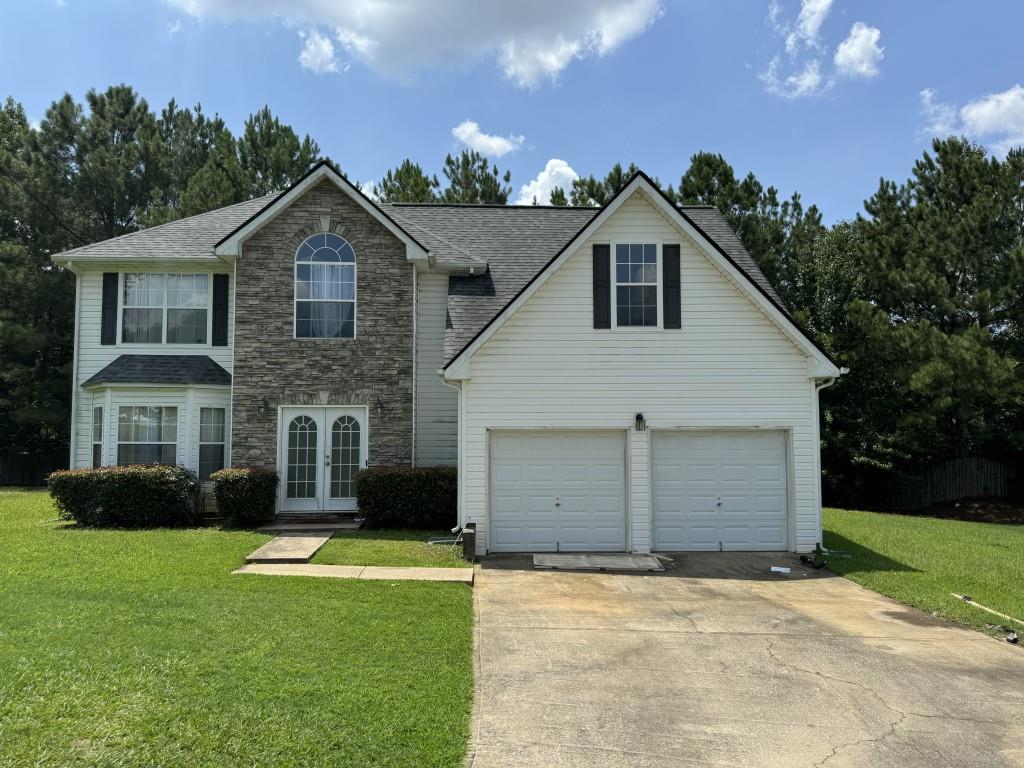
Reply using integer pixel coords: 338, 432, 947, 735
68, 267, 81, 468
411, 265, 417, 467
812, 369, 846, 542
441, 375, 463, 527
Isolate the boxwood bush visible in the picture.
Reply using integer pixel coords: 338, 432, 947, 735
46, 465, 201, 527
356, 466, 457, 530
209, 466, 279, 524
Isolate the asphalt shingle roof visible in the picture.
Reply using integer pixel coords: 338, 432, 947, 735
51, 185, 786, 364
56, 194, 278, 262
82, 355, 232, 387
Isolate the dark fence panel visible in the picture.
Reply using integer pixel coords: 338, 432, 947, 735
879, 457, 1017, 509
0, 447, 68, 487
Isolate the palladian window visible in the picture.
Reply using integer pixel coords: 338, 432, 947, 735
294, 233, 356, 338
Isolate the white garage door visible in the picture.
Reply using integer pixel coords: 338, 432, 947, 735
490, 431, 627, 552
653, 431, 788, 551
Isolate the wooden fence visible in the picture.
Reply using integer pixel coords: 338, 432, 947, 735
0, 447, 68, 487
880, 457, 1018, 509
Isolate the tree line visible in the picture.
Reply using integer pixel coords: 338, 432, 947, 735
1, 84, 1021, 503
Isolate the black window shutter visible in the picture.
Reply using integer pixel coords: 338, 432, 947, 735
593, 244, 611, 329
663, 244, 681, 329
100, 273, 118, 345
212, 274, 229, 346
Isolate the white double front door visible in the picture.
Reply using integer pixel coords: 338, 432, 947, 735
278, 406, 367, 513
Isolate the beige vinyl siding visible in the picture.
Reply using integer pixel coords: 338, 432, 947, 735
459, 192, 819, 553
72, 264, 234, 469
414, 272, 457, 465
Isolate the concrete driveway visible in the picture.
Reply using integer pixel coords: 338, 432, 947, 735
468, 553, 1024, 768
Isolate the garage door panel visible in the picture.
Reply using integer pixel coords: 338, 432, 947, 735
653, 431, 789, 551
490, 431, 626, 553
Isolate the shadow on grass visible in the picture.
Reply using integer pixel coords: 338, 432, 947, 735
822, 531, 920, 574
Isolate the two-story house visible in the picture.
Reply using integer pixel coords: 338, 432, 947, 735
52, 162, 842, 555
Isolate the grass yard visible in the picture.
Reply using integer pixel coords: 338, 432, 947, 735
0, 489, 473, 768
313, 530, 472, 569
824, 507, 1024, 636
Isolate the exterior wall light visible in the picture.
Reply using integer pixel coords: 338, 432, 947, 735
257, 396, 269, 419
635, 413, 646, 431
375, 397, 385, 419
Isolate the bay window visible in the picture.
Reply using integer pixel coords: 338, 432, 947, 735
117, 406, 177, 465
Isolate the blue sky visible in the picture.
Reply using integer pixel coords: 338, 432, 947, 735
2, 0, 1023, 222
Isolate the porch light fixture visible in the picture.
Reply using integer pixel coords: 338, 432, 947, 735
257, 396, 269, 418
635, 413, 646, 432
374, 397, 385, 419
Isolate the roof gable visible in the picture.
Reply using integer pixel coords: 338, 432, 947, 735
213, 161, 429, 262
442, 172, 839, 380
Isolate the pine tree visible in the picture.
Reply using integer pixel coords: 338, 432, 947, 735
440, 150, 511, 204
377, 159, 440, 203
238, 106, 321, 196
549, 186, 568, 206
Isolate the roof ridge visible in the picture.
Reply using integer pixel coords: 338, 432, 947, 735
388, 202, 598, 210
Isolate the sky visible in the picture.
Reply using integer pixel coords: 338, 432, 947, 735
2, 0, 1023, 222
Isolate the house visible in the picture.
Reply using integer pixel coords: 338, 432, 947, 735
52, 161, 842, 555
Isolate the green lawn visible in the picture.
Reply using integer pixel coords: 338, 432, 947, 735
824, 507, 1024, 636
313, 530, 471, 569
0, 489, 473, 768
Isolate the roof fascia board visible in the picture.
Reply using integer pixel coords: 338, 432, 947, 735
444, 173, 839, 380
213, 163, 429, 261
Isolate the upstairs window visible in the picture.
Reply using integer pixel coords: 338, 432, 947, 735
614, 243, 659, 327
122, 273, 209, 344
295, 233, 356, 338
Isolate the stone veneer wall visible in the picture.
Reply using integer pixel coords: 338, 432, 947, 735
231, 179, 414, 468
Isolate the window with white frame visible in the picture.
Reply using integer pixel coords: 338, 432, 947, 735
295, 233, 356, 338
614, 243, 659, 327
122, 273, 209, 344
117, 406, 177, 465
92, 406, 103, 468
198, 407, 226, 482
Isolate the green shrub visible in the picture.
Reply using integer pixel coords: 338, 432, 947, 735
356, 466, 457, 530
210, 466, 279, 524
46, 465, 201, 527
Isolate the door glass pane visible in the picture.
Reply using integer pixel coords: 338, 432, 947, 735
330, 415, 360, 498
286, 415, 318, 499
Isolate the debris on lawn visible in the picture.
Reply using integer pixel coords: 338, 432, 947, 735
1008, 632, 1020, 645
952, 593, 1024, 629
770, 566, 791, 574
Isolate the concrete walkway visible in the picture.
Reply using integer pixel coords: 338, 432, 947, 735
244, 532, 331, 564
234, 562, 474, 583
469, 552, 1024, 768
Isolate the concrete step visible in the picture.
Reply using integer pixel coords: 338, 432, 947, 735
245, 532, 332, 564
257, 520, 362, 533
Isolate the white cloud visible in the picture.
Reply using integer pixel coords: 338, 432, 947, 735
167, 19, 182, 36
785, 0, 832, 55
298, 28, 339, 74
759, 56, 824, 99
452, 120, 524, 158
919, 88, 958, 136
514, 158, 579, 204
834, 22, 882, 78
760, 1, 883, 98
166, 0, 663, 88
359, 180, 379, 201
920, 84, 1024, 155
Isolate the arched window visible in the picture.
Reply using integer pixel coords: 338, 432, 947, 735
295, 233, 356, 338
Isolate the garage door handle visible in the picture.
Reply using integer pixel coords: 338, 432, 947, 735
554, 497, 561, 508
